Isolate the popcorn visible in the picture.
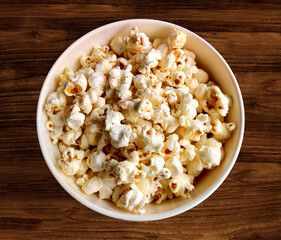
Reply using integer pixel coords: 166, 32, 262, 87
153, 179, 173, 204
186, 157, 204, 177
179, 139, 196, 164
199, 85, 231, 118
152, 103, 180, 133
160, 51, 176, 70
64, 74, 87, 96
113, 184, 148, 214
138, 49, 162, 74
87, 150, 107, 172
165, 134, 180, 155
166, 71, 186, 88
173, 95, 198, 119
45, 92, 66, 113
195, 135, 223, 169
82, 123, 102, 147
105, 110, 124, 131
98, 171, 117, 199
58, 147, 84, 176
165, 156, 184, 177
167, 29, 187, 49
141, 126, 164, 154
47, 111, 66, 136
110, 124, 133, 148
62, 128, 82, 146
194, 69, 209, 83
58, 158, 81, 176
169, 173, 194, 197
211, 119, 235, 140
77, 159, 88, 176
125, 27, 152, 56
141, 154, 165, 178
110, 36, 126, 55
127, 98, 154, 120
88, 71, 107, 93
109, 65, 133, 100
66, 104, 85, 131
82, 176, 103, 195
113, 161, 146, 184
45, 26, 235, 214
135, 177, 162, 202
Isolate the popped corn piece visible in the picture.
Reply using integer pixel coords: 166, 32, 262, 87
113, 184, 148, 214
127, 98, 154, 120
179, 117, 206, 141
110, 36, 126, 55
200, 85, 231, 118
109, 65, 133, 100
167, 29, 187, 49
160, 51, 176, 70
153, 38, 163, 49
47, 110, 66, 136
58, 158, 81, 176
165, 155, 184, 177
161, 115, 180, 134
66, 104, 85, 131
211, 119, 236, 140
194, 69, 209, 83
169, 173, 194, 198
88, 71, 107, 92
58, 147, 84, 176
141, 154, 165, 178
135, 177, 162, 202
121, 143, 137, 159
97, 132, 110, 151
62, 127, 82, 146
195, 135, 223, 169
109, 124, 133, 148
166, 71, 186, 88
77, 67, 94, 77
165, 134, 181, 155
153, 179, 173, 204
141, 126, 164, 154
113, 161, 146, 184
45, 91, 67, 113
82, 176, 103, 195
98, 171, 117, 199
87, 150, 107, 172
154, 68, 170, 82
76, 173, 89, 186
179, 139, 196, 164
138, 49, 162, 74
183, 65, 198, 79
105, 110, 125, 131
79, 93, 93, 114
125, 27, 152, 56
77, 159, 88, 176
186, 157, 204, 177
82, 123, 102, 147
64, 74, 87, 96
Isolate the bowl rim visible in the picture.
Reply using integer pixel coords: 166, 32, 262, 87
37, 18, 245, 221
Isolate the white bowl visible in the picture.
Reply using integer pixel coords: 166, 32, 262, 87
37, 19, 244, 221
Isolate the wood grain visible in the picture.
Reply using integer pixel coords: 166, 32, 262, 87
0, 1, 280, 239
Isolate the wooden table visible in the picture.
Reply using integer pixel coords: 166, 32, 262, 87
1, 1, 280, 239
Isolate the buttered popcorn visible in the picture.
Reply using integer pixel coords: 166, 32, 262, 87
45, 27, 235, 214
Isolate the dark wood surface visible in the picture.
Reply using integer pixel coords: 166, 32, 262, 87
0, 1, 280, 239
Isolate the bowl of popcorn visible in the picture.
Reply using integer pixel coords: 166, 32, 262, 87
37, 19, 244, 221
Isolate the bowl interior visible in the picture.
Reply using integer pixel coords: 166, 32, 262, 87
37, 19, 244, 221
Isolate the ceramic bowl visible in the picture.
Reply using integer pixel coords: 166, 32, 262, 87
37, 19, 244, 221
